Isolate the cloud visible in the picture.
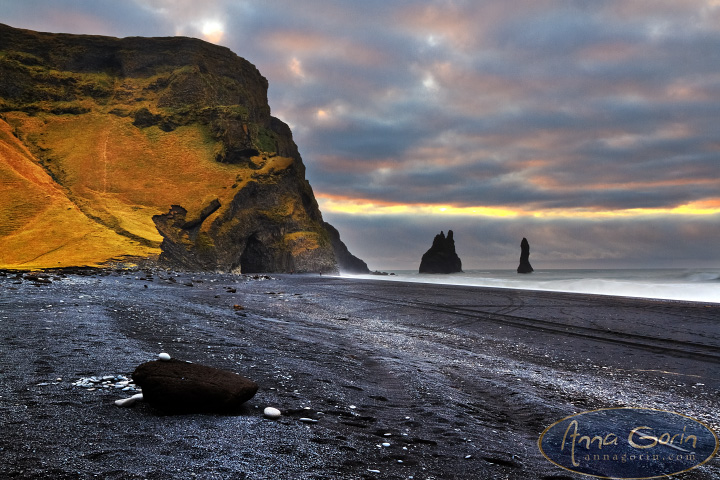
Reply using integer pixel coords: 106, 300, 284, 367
1, 0, 719, 268
0, 0, 164, 37
132, 0, 231, 43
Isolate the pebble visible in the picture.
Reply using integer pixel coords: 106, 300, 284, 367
114, 393, 144, 407
72, 374, 140, 393
382, 442, 391, 447
264, 407, 282, 419
158, 352, 171, 361
299, 418, 317, 423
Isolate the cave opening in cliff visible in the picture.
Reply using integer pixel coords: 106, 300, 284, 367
239, 234, 268, 273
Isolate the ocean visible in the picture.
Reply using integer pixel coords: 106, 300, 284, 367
341, 268, 720, 304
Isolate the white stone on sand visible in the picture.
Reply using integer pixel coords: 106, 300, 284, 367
158, 352, 171, 361
114, 393, 144, 407
263, 407, 282, 419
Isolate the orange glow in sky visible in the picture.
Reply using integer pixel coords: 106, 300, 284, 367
317, 194, 720, 219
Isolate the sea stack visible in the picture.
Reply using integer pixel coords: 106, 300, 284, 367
517, 237, 534, 274
419, 230, 463, 274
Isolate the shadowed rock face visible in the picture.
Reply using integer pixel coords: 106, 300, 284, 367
0, 23, 364, 272
153, 177, 339, 273
419, 230, 463, 274
517, 237, 534, 273
323, 222, 370, 274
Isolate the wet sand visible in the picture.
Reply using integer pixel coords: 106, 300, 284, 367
1, 270, 719, 479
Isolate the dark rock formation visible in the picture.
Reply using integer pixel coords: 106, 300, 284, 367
323, 222, 370, 273
419, 230, 463, 274
517, 237, 534, 273
133, 359, 258, 414
153, 176, 339, 274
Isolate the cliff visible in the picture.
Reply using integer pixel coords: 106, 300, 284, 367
0, 23, 362, 272
323, 222, 370, 274
419, 230, 463, 274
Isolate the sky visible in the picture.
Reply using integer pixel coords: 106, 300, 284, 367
2, 0, 719, 270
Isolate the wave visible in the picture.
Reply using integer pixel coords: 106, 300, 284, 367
341, 269, 720, 304
684, 272, 720, 282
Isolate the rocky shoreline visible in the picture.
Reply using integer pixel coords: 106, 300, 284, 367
1, 270, 719, 479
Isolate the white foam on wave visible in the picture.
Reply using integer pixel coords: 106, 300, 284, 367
341, 269, 720, 304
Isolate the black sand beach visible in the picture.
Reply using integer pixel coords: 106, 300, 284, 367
1, 270, 718, 479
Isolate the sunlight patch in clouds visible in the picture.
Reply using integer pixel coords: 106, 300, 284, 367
289, 57, 305, 79
422, 73, 438, 91
199, 19, 223, 43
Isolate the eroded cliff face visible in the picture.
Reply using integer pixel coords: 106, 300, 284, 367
322, 222, 370, 274
153, 175, 337, 273
0, 23, 357, 272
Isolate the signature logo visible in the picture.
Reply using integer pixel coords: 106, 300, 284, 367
538, 408, 718, 479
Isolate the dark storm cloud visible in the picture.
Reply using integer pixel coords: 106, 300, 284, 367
231, 2, 719, 214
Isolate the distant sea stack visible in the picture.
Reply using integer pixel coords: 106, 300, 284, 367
0, 23, 365, 272
419, 230, 463, 274
517, 237, 534, 274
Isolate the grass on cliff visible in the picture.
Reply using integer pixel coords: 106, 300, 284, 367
0, 118, 157, 268
1, 109, 296, 269
283, 231, 321, 256
0, 57, 299, 269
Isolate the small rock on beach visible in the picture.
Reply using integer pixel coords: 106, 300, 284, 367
264, 407, 282, 419
114, 393, 144, 407
133, 359, 258, 414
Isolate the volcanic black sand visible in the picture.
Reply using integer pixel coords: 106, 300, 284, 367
1, 270, 718, 479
